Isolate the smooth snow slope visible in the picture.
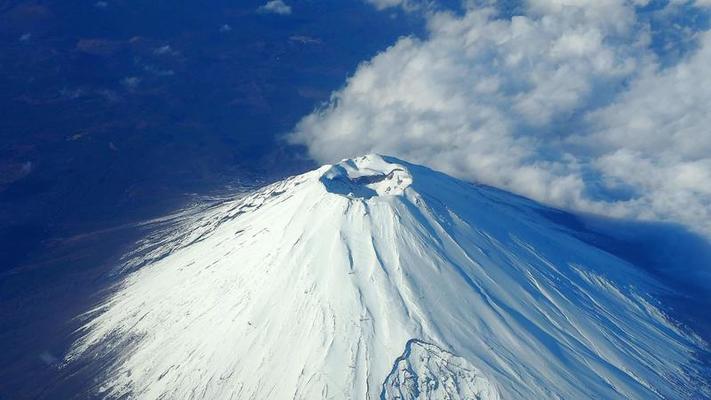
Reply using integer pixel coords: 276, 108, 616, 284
68, 155, 709, 399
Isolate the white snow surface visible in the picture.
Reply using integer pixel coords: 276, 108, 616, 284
68, 154, 709, 399
382, 339, 500, 400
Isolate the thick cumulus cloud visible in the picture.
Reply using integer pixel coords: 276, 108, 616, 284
289, 0, 711, 237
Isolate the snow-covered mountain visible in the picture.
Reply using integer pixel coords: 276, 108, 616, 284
68, 154, 710, 399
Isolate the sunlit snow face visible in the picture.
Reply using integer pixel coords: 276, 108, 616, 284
67, 155, 710, 400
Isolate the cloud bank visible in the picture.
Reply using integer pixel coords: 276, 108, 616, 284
289, 0, 711, 237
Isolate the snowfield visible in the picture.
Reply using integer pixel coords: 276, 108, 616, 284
68, 155, 710, 399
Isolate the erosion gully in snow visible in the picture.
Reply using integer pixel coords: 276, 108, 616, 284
67, 154, 710, 399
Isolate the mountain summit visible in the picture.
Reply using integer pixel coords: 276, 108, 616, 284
69, 155, 709, 399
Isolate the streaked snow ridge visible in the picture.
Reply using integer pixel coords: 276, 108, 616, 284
68, 154, 709, 399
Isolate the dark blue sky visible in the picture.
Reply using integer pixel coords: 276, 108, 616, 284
0, 0, 425, 270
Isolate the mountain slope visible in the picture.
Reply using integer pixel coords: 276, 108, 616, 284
68, 155, 709, 399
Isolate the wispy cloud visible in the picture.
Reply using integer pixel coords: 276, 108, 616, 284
290, 0, 711, 237
153, 45, 178, 56
289, 35, 321, 45
121, 76, 141, 91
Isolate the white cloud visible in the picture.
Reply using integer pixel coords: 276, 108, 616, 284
582, 30, 711, 229
258, 0, 292, 15
153, 44, 178, 56
290, 1, 711, 237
